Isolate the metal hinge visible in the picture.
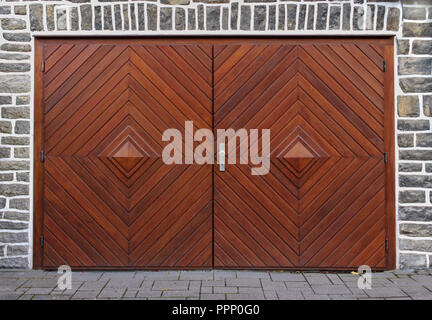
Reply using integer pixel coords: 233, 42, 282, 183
383, 61, 386, 72
40, 150, 45, 163
40, 236, 44, 248
384, 152, 388, 163
385, 238, 389, 252
42, 61, 45, 72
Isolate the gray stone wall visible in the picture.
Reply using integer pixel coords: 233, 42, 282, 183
0, 0, 430, 269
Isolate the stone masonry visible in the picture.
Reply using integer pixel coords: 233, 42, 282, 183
0, 0, 431, 269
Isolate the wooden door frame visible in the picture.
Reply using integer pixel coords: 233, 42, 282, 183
33, 37, 395, 270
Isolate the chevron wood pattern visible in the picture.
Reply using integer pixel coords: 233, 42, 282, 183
35, 38, 394, 270
214, 43, 389, 269
41, 42, 213, 268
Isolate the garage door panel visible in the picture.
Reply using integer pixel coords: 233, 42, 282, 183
215, 191, 286, 266
129, 166, 211, 248
310, 194, 386, 268
231, 61, 299, 130
214, 41, 391, 269
142, 45, 212, 107
130, 45, 212, 128
298, 53, 384, 154
38, 39, 393, 270
214, 168, 300, 267
44, 186, 120, 266
214, 45, 266, 96
41, 42, 213, 268
318, 45, 385, 113
299, 158, 375, 224
303, 44, 385, 120
44, 46, 128, 120
145, 191, 212, 267
332, 217, 387, 268
45, 70, 130, 154
222, 166, 299, 239
216, 47, 298, 129
300, 162, 385, 252
44, 172, 128, 261
46, 157, 129, 240
298, 89, 366, 157
214, 45, 293, 119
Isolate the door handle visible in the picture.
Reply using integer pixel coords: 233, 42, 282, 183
218, 143, 225, 172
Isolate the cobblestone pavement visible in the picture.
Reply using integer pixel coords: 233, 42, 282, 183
1, 269, 432, 300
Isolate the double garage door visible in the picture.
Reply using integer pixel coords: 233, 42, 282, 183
34, 38, 395, 270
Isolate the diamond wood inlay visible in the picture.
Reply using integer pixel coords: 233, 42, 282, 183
283, 141, 315, 172
110, 136, 148, 176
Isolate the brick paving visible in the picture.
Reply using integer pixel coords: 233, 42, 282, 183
0, 269, 432, 300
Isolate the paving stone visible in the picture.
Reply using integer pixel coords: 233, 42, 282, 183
162, 290, 199, 297
31, 295, 59, 300
329, 294, 358, 300
148, 297, 187, 300
153, 280, 189, 290
50, 287, 79, 296
0, 293, 22, 300
21, 279, 57, 288
264, 290, 278, 300
137, 271, 179, 280
98, 288, 126, 298
276, 290, 305, 300
312, 285, 351, 294
327, 274, 344, 285
303, 294, 331, 300
284, 281, 311, 288
100, 271, 136, 279
390, 277, 425, 287
25, 288, 53, 295
105, 278, 143, 289
202, 280, 225, 287
189, 280, 201, 291
270, 272, 305, 281
136, 289, 163, 298
71, 272, 103, 281
366, 287, 409, 298
236, 271, 270, 279
201, 286, 213, 294
123, 289, 138, 298
227, 293, 265, 300
411, 275, 432, 285
214, 270, 236, 280
304, 274, 332, 285
0, 270, 431, 300
141, 280, 154, 288
399, 286, 431, 294
201, 293, 225, 300
261, 279, 286, 290
214, 286, 238, 294
226, 278, 261, 287
72, 291, 99, 299
179, 270, 213, 280
77, 280, 108, 291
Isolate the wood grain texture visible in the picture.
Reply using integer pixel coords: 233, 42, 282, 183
34, 38, 394, 270
213, 41, 394, 269
38, 41, 212, 268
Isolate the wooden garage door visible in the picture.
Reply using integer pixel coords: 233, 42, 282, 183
34, 38, 394, 270
213, 40, 394, 269
35, 41, 213, 268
